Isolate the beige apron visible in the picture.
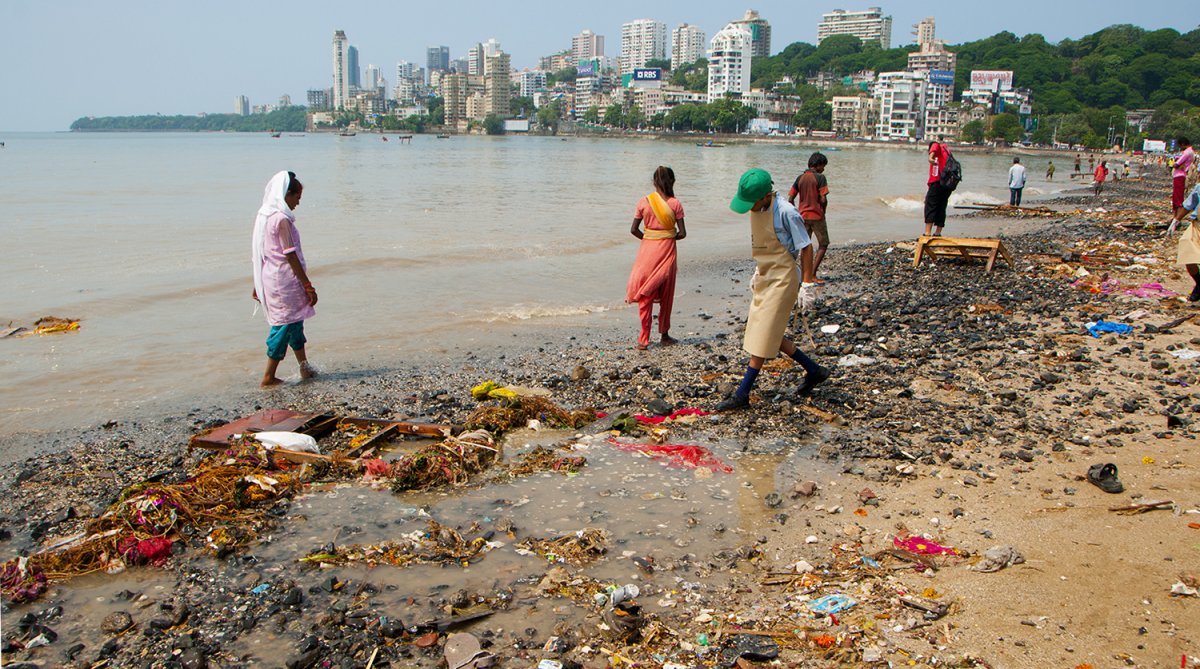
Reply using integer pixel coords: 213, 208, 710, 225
743, 200, 798, 359
1179, 221, 1200, 265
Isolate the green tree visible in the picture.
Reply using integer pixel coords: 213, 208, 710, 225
792, 99, 832, 132
583, 105, 601, 124
987, 113, 1025, 143
536, 100, 563, 134
961, 119, 985, 143
644, 58, 671, 71
483, 114, 506, 135
426, 96, 445, 125
510, 96, 535, 117
603, 104, 623, 127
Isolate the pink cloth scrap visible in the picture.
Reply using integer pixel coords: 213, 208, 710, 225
606, 437, 733, 473
893, 535, 960, 556
633, 408, 711, 424
1122, 282, 1178, 299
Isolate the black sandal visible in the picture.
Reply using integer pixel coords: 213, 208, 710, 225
1086, 463, 1124, 494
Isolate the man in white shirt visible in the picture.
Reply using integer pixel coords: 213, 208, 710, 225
1008, 157, 1027, 206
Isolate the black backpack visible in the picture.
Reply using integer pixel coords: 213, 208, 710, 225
940, 151, 962, 191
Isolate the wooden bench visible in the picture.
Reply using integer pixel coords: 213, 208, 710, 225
912, 236, 1014, 273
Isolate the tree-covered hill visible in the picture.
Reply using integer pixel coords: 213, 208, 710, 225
70, 106, 307, 132
750, 24, 1200, 146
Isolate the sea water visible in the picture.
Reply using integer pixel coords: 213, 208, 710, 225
0, 132, 1068, 436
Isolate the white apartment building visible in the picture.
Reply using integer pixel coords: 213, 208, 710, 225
235, 95, 249, 116
620, 19, 667, 75
519, 70, 548, 98
817, 8, 893, 49
707, 23, 753, 103
671, 24, 706, 69
572, 29, 604, 64
730, 9, 771, 59
914, 17, 936, 49
873, 71, 927, 140
332, 30, 351, 110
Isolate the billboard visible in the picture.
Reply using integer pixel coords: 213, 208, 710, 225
1142, 139, 1166, 153
970, 70, 1013, 92
928, 69, 955, 86
576, 63, 595, 77
632, 68, 662, 81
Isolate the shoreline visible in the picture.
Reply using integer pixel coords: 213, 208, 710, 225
1, 174, 1197, 667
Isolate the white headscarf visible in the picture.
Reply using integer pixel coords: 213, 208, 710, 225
251, 170, 296, 322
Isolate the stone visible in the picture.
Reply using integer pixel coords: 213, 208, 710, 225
101, 612, 134, 635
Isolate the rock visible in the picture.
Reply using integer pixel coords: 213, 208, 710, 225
570, 365, 590, 381
764, 492, 782, 508
792, 481, 817, 497
974, 545, 1025, 572
100, 611, 134, 635
179, 648, 208, 669
286, 649, 321, 669
647, 398, 672, 416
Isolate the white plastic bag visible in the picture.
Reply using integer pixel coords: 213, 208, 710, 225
241, 431, 320, 454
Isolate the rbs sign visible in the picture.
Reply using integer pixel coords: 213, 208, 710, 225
632, 68, 662, 81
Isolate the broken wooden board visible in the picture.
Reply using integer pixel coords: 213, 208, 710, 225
912, 236, 1014, 273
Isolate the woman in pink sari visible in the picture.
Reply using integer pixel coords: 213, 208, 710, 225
626, 166, 687, 350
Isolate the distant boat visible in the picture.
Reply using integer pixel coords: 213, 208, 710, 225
270, 132, 281, 138
288, 134, 305, 137
697, 141, 725, 148
436, 134, 450, 139
338, 131, 357, 137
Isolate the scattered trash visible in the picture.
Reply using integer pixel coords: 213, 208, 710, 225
837, 353, 878, 367
1168, 348, 1200, 360
601, 583, 643, 641
820, 324, 841, 334
32, 316, 80, 335
633, 408, 711, 424
444, 632, 495, 669
1085, 320, 1132, 338
466, 396, 595, 434
974, 545, 1025, 572
808, 593, 856, 615
1122, 283, 1177, 299
300, 520, 497, 569
719, 634, 780, 667
1086, 462, 1124, 494
893, 535, 961, 556
1170, 581, 1198, 597
515, 528, 610, 565
242, 431, 320, 454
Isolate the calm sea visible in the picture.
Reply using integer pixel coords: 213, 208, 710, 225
0, 132, 1067, 436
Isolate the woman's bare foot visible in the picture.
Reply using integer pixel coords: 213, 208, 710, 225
636, 344, 649, 351
660, 334, 678, 346
261, 376, 283, 387
300, 362, 317, 380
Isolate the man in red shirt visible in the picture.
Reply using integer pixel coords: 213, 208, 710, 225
787, 152, 830, 282
1093, 160, 1108, 196
924, 138, 951, 236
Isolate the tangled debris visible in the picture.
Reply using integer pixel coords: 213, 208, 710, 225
515, 528, 611, 565
465, 396, 596, 433
299, 520, 495, 569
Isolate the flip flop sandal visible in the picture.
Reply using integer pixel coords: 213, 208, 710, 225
1086, 462, 1124, 494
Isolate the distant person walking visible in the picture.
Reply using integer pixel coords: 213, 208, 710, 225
1088, 154, 1095, 173
1167, 183, 1200, 301
1046, 161, 1055, 181
251, 170, 318, 387
717, 168, 828, 411
1008, 157, 1027, 206
1093, 161, 1108, 196
1074, 154, 1081, 175
924, 138, 952, 237
626, 166, 686, 350
787, 152, 831, 282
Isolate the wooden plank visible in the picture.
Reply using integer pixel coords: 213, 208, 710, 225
189, 409, 315, 449
912, 236, 1012, 273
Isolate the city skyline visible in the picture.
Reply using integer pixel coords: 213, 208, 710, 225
0, 0, 1190, 131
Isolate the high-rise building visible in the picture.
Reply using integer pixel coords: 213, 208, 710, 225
671, 24, 706, 69
467, 44, 485, 75
365, 64, 382, 90
332, 30, 350, 110
484, 51, 511, 117
817, 8, 893, 49
279, 94, 291, 108
620, 19, 667, 75
235, 95, 249, 115
426, 46, 450, 83
347, 45, 361, 89
914, 17, 936, 49
307, 89, 331, 111
707, 23, 753, 103
572, 29, 605, 64
396, 61, 416, 81
730, 10, 771, 59
519, 70, 548, 98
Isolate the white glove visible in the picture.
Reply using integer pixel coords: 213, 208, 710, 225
1166, 220, 1179, 236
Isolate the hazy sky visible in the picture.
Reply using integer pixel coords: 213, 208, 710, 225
0, 0, 1191, 131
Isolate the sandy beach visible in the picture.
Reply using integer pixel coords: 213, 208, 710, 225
1, 171, 1197, 668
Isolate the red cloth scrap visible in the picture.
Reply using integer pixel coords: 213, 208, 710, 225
633, 408, 711, 425
606, 437, 733, 473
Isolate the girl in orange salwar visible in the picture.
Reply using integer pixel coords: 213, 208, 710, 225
626, 166, 687, 350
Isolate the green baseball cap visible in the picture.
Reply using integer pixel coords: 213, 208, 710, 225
730, 168, 772, 214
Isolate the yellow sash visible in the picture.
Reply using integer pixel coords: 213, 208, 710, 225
643, 192, 677, 240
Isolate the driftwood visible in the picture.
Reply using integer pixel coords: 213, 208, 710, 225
1109, 500, 1174, 515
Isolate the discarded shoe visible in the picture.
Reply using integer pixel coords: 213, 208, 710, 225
716, 393, 750, 411
1086, 462, 1124, 494
798, 365, 830, 396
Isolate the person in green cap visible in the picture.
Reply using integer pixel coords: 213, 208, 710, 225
717, 168, 829, 411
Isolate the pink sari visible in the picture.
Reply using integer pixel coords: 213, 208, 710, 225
626, 193, 679, 305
